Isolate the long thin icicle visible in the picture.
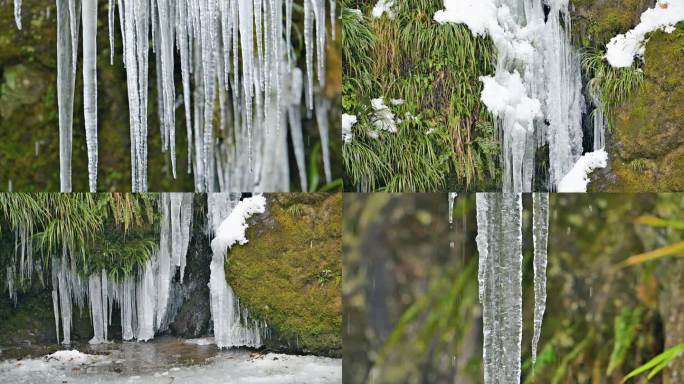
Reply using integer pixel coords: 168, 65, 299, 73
57, 0, 76, 192
532, 192, 549, 366
83, 0, 99, 192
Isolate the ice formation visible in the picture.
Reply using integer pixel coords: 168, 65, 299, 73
476, 193, 523, 383
448, 192, 458, 224
13, 0, 336, 192
342, 114, 357, 144
41, 194, 194, 345
531, 193, 548, 366
476, 192, 550, 382
436, 0, 586, 192
557, 149, 607, 192
208, 194, 266, 348
606, 1, 684, 68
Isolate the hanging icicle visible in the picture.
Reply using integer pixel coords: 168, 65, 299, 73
476, 193, 523, 384
13, 0, 21, 30
532, 192, 549, 366
83, 0, 99, 192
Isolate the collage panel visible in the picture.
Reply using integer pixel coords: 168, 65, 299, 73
344, 193, 684, 383
0, 1, 342, 193
0, 193, 342, 383
341, 1, 684, 192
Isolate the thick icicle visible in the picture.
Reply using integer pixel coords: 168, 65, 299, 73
476, 193, 523, 384
208, 194, 265, 348
83, 0, 99, 192
136, 260, 156, 341
532, 192, 549, 366
88, 272, 106, 344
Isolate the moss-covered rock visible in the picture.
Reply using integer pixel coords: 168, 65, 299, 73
590, 26, 684, 191
226, 193, 342, 357
571, 0, 653, 47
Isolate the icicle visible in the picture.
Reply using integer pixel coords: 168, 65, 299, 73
476, 193, 523, 384
83, 0, 99, 192
156, 194, 172, 330
156, 0, 177, 177
208, 194, 265, 348
13, 0, 22, 30
303, 0, 314, 111
315, 97, 332, 184
448, 192, 457, 224
108, 0, 116, 65
51, 261, 60, 344
330, 0, 336, 40
88, 272, 106, 344
136, 260, 156, 341
532, 193, 549, 366
288, 68, 308, 191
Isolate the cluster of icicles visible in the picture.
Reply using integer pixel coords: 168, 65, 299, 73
437, 0, 604, 192
12, 0, 335, 193
5, 193, 264, 348
475, 193, 549, 384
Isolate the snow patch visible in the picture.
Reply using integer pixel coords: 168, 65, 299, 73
606, 1, 684, 67
370, 98, 398, 134
342, 114, 357, 144
47, 350, 101, 365
372, 0, 395, 19
557, 149, 608, 192
479, 72, 542, 129
433, 0, 497, 36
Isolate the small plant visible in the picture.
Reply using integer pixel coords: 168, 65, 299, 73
629, 158, 647, 172
317, 269, 334, 285
286, 203, 305, 217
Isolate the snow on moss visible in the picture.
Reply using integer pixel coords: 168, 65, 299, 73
606, 0, 684, 68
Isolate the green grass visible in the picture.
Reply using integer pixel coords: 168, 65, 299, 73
582, 48, 645, 130
342, 1, 499, 191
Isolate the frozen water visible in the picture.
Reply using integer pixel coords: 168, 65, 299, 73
0, 346, 341, 384
531, 193, 548, 365
476, 193, 523, 383
448, 192, 457, 224
208, 194, 266, 348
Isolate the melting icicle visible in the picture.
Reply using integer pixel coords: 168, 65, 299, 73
83, 0, 99, 192
448, 192, 457, 224
476, 193, 523, 384
531, 193, 549, 366
208, 194, 265, 348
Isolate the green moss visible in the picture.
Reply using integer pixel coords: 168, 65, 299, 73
592, 26, 684, 191
226, 194, 342, 356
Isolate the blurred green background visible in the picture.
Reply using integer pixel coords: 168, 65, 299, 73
343, 193, 684, 383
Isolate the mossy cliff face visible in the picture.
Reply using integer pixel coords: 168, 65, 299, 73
590, 26, 684, 191
226, 193, 342, 357
0, 0, 195, 191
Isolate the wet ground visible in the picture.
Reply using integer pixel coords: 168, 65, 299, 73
0, 336, 341, 383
